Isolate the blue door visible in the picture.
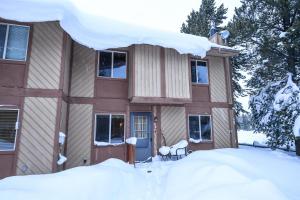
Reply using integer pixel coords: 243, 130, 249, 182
130, 112, 152, 162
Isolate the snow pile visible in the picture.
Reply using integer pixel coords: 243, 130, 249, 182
0, 0, 230, 57
293, 115, 300, 137
158, 146, 170, 156
238, 130, 268, 146
1, 147, 300, 200
125, 137, 137, 145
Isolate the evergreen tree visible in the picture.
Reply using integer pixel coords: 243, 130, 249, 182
181, 0, 228, 37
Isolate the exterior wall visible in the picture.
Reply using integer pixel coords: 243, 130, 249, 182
26, 22, 64, 89
17, 97, 58, 175
134, 45, 161, 97
66, 104, 93, 169
70, 42, 95, 97
165, 48, 190, 99
161, 106, 186, 146
212, 108, 231, 148
209, 56, 227, 102
62, 35, 72, 95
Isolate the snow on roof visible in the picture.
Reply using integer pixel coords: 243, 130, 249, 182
0, 0, 231, 58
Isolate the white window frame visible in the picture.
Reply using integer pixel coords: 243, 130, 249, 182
188, 114, 212, 142
191, 59, 209, 84
94, 113, 126, 144
0, 23, 30, 61
97, 50, 127, 79
0, 108, 20, 151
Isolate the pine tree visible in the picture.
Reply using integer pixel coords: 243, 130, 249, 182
181, 0, 228, 37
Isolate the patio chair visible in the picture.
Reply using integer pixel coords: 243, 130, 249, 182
169, 140, 188, 160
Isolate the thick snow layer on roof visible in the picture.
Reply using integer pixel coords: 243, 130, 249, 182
0, 0, 228, 57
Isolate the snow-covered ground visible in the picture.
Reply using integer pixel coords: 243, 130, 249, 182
0, 147, 299, 200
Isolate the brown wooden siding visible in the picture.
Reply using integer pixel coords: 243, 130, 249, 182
66, 104, 93, 169
26, 22, 63, 89
70, 42, 95, 97
165, 48, 190, 99
161, 106, 186, 146
134, 45, 161, 97
212, 108, 231, 148
62, 35, 72, 95
209, 56, 227, 102
17, 97, 58, 175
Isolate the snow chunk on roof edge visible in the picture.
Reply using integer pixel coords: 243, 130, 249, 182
0, 0, 231, 58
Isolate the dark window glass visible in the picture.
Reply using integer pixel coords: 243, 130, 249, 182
113, 52, 126, 78
95, 115, 110, 142
197, 61, 208, 84
0, 110, 18, 150
5, 25, 29, 60
201, 116, 211, 140
99, 51, 112, 77
111, 115, 124, 143
0, 25, 7, 58
189, 116, 200, 140
191, 60, 197, 83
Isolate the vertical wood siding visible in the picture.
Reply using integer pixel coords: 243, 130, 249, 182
212, 108, 231, 148
27, 22, 64, 89
70, 42, 95, 97
134, 45, 161, 97
225, 57, 233, 104
62, 36, 72, 95
229, 109, 237, 147
66, 104, 92, 169
17, 97, 58, 175
161, 106, 186, 146
209, 57, 227, 102
165, 49, 190, 99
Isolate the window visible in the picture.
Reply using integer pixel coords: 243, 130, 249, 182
95, 114, 125, 144
98, 51, 127, 78
0, 109, 19, 151
134, 115, 148, 139
191, 60, 208, 84
0, 23, 30, 61
189, 115, 211, 141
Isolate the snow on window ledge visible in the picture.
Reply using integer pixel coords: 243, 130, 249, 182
189, 138, 212, 143
94, 141, 125, 146
125, 137, 137, 145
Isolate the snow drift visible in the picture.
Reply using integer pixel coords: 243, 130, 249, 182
0, 0, 229, 57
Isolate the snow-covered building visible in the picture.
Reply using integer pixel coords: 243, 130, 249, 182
0, 1, 238, 178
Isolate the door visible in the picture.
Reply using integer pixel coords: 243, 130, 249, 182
0, 109, 19, 178
130, 112, 152, 162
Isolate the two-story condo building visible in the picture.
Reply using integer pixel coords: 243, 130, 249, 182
0, 5, 238, 178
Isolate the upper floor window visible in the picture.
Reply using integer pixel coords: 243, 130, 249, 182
0, 23, 30, 61
189, 115, 212, 141
191, 60, 208, 84
98, 51, 127, 79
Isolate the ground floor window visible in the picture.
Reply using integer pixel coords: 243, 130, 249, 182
188, 115, 212, 141
95, 114, 125, 144
0, 109, 19, 151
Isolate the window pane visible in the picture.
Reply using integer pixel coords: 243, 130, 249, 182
189, 116, 200, 140
191, 60, 197, 83
99, 51, 112, 77
111, 115, 124, 143
197, 61, 208, 84
201, 116, 211, 140
0, 110, 18, 150
5, 25, 29, 61
113, 52, 126, 78
95, 115, 110, 142
0, 25, 7, 58
134, 115, 148, 139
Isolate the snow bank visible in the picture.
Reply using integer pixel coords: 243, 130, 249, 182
0, 0, 229, 57
238, 130, 268, 146
1, 148, 300, 200
125, 137, 137, 145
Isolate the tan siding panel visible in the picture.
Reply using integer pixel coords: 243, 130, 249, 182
209, 57, 227, 102
212, 108, 231, 148
62, 35, 72, 95
70, 42, 95, 97
161, 106, 186, 146
165, 48, 190, 98
66, 104, 92, 169
134, 45, 161, 97
17, 97, 58, 175
27, 22, 63, 89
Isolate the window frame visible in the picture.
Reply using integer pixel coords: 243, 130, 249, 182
97, 50, 127, 79
0, 108, 20, 152
191, 59, 209, 85
188, 114, 212, 142
94, 113, 126, 145
0, 23, 30, 62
